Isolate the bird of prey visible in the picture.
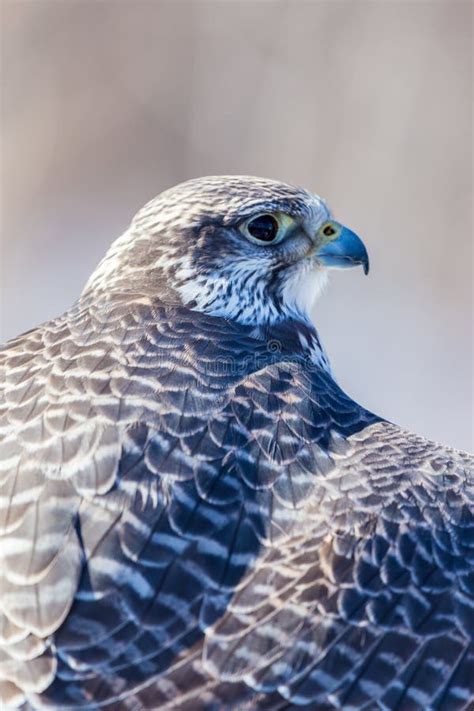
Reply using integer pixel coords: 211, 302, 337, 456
0, 176, 473, 711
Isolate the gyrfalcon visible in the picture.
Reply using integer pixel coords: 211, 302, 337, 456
0, 176, 473, 710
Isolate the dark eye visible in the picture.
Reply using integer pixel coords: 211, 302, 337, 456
246, 214, 279, 242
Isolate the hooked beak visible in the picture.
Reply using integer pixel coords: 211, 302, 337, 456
315, 221, 370, 275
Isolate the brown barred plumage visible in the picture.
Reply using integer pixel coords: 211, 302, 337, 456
1, 177, 472, 710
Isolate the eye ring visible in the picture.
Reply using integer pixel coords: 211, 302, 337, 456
240, 212, 292, 245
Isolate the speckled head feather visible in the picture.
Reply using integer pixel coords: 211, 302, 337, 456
85, 176, 333, 324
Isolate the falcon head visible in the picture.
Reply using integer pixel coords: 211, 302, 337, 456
86, 176, 369, 325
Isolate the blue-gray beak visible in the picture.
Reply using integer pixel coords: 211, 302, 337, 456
316, 221, 370, 275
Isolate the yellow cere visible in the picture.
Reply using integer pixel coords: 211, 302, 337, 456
319, 221, 342, 243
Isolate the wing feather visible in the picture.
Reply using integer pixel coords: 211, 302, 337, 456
1, 303, 473, 709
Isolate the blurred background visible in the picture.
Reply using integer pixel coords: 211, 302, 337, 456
1, 0, 472, 450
